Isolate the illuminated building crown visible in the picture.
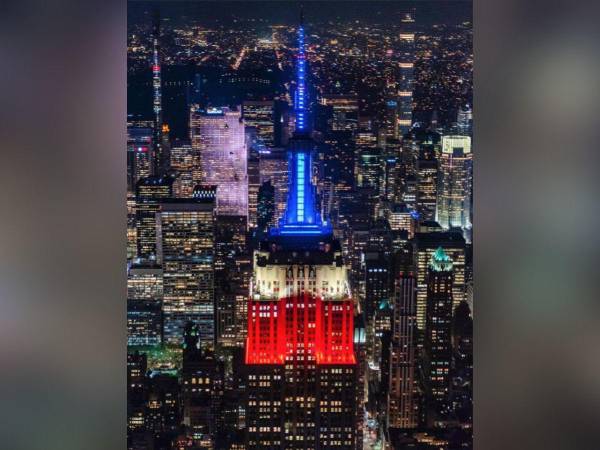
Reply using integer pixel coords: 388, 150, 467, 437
271, 17, 331, 237
429, 247, 454, 272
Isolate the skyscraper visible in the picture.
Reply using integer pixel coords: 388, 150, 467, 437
245, 18, 358, 449
242, 100, 275, 148
247, 137, 261, 229
414, 231, 465, 330
151, 9, 169, 176
319, 95, 359, 132
214, 215, 249, 347
127, 126, 152, 193
415, 143, 438, 222
170, 142, 196, 198
363, 251, 390, 330
127, 352, 148, 442
158, 198, 215, 346
127, 264, 163, 346
356, 147, 382, 191
259, 147, 288, 224
135, 176, 174, 262
397, 10, 416, 136
190, 107, 248, 218
256, 180, 275, 232
456, 104, 473, 136
424, 248, 454, 413
436, 135, 472, 233
388, 269, 419, 429
181, 322, 224, 448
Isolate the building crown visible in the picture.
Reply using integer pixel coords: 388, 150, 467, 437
429, 246, 454, 271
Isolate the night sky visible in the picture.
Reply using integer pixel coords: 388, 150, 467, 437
128, 1, 472, 27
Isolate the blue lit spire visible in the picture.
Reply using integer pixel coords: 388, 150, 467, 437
294, 16, 308, 135
271, 12, 330, 237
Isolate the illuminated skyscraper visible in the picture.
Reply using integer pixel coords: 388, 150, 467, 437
135, 176, 174, 262
246, 138, 261, 229
127, 192, 137, 261
150, 9, 169, 176
424, 248, 454, 413
242, 100, 275, 148
388, 269, 418, 429
397, 10, 416, 136
190, 107, 248, 218
456, 104, 473, 136
256, 180, 275, 232
127, 352, 147, 441
319, 95, 359, 132
214, 215, 249, 348
387, 203, 416, 239
356, 148, 382, 191
127, 264, 163, 346
170, 143, 196, 198
383, 99, 399, 142
245, 18, 358, 449
415, 144, 438, 222
436, 135, 472, 233
259, 147, 288, 224
364, 252, 390, 330
158, 198, 215, 346
414, 231, 465, 330
127, 126, 152, 193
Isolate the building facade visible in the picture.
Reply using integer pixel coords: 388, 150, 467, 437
158, 198, 215, 346
190, 107, 248, 217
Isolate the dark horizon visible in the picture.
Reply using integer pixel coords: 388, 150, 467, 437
128, 1, 472, 27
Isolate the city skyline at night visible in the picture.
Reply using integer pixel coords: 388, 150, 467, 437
127, 2, 472, 449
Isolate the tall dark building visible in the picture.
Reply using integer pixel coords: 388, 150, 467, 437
388, 268, 419, 429
181, 323, 224, 448
451, 301, 473, 429
256, 180, 275, 232
151, 9, 170, 176
127, 264, 163, 346
214, 215, 249, 347
415, 143, 438, 222
127, 126, 153, 193
247, 137, 261, 229
127, 352, 148, 441
414, 231, 465, 331
424, 248, 454, 415
145, 373, 181, 445
245, 18, 358, 449
363, 251, 390, 327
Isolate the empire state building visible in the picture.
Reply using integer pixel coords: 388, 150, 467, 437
244, 15, 360, 450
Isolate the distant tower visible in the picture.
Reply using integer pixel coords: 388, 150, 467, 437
397, 10, 416, 136
151, 9, 165, 175
456, 104, 473, 135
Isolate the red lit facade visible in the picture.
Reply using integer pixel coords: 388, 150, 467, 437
246, 294, 355, 365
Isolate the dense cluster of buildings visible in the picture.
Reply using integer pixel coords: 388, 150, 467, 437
127, 7, 472, 450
